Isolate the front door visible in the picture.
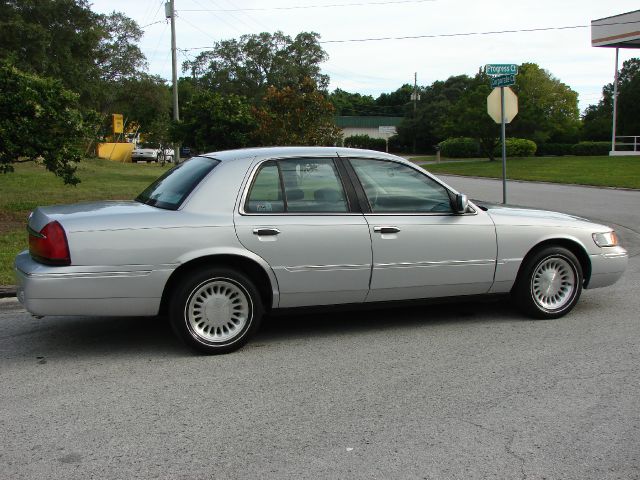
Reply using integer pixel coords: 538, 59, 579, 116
346, 158, 497, 302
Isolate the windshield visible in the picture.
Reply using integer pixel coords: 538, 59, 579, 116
137, 143, 159, 149
135, 156, 220, 210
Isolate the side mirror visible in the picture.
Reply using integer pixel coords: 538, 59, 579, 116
453, 193, 468, 214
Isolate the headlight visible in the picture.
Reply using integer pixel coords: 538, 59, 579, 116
592, 231, 619, 247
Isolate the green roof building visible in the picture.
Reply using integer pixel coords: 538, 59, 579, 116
335, 116, 403, 142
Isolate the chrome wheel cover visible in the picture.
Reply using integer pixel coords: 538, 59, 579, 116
530, 256, 577, 312
186, 278, 251, 343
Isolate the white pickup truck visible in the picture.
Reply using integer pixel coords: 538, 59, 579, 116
131, 143, 174, 163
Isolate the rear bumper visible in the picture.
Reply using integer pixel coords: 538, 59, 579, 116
586, 246, 628, 289
15, 251, 173, 316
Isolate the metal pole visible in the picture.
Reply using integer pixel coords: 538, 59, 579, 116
169, 0, 181, 164
413, 72, 417, 113
501, 86, 507, 204
412, 72, 417, 154
611, 47, 619, 153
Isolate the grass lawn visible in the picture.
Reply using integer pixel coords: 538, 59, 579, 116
421, 156, 640, 190
0, 159, 167, 284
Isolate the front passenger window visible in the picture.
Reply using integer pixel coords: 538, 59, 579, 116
350, 159, 453, 213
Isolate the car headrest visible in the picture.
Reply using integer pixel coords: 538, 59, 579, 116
286, 188, 305, 201
314, 188, 342, 202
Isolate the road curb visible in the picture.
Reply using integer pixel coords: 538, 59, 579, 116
0, 286, 17, 298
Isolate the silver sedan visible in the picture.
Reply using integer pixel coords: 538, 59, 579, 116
15, 147, 628, 354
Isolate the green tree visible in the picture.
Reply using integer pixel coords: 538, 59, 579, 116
253, 77, 341, 146
397, 75, 475, 152
95, 12, 147, 83
108, 74, 171, 143
375, 84, 413, 116
510, 63, 580, 144
0, 63, 94, 184
617, 58, 640, 136
584, 58, 640, 140
172, 91, 255, 152
329, 89, 377, 116
443, 71, 500, 160
184, 31, 329, 101
0, 0, 100, 104
582, 94, 612, 141
0, 1, 146, 108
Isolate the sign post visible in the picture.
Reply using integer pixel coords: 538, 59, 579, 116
379, 126, 397, 153
500, 87, 507, 204
485, 64, 519, 204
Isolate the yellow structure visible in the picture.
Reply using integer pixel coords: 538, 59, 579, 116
112, 114, 124, 134
97, 143, 134, 162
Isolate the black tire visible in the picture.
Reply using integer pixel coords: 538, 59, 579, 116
169, 267, 263, 354
512, 246, 583, 319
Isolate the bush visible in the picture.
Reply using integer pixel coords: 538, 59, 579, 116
387, 135, 411, 153
438, 137, 480, 158
572, 141, 610, 156
343, 134, 387, 152
493, 138, 537, 157
536, 143, 574, 156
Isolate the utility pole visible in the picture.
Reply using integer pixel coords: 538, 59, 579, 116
411, 72, 419, 153
166, 0, 181, 164
413, 72, 418, 113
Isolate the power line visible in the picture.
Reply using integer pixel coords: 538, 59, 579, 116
322, 24, 592, 44
177, 19, 640, 50
140, 1, 167, 29
141, 20, 165, 29
178, 0, 435, 12
321, 19, 640, 43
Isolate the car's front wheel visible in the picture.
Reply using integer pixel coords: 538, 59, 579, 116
169, 267, 263, 354
513, 246, 583, 319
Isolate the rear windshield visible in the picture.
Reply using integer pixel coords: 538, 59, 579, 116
135, 156, 220, 210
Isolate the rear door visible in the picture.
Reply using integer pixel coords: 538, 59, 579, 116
234, 156, 372, 308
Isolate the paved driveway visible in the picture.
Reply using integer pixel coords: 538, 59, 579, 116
1, 177, 638, 480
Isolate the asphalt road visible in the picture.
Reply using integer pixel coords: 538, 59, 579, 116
1, 178, 638, 480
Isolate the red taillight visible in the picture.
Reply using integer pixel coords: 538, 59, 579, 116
28, 221, 71, 266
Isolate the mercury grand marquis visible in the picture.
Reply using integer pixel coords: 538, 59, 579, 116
15, 147, 628, 354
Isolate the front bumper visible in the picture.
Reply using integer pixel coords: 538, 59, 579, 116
15, 251, 173, 317
586, 246, 628, 289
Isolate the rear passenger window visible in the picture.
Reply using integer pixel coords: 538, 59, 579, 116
245, 158, 348, 213
279, 158, 348, 212
245, 162, 284, 213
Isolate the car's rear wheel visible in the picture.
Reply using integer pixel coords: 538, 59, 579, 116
513, 246, 583, 319
169, 267, 263, 354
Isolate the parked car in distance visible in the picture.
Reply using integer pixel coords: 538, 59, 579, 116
131, 143, 174, 163
15, 147, 628, 354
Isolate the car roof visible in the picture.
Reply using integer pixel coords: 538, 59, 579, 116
199, 146, 408, 164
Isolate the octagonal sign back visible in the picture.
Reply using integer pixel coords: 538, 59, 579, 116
487, 87, 518, 124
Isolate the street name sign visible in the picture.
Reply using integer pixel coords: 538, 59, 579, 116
485, 64, 518, 76
491, 74, 516, 88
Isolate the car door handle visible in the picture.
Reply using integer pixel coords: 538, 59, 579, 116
253, 227, 281, 236
373, 226, 401, 234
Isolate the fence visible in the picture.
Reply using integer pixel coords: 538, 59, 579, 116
615, 136, 640, 152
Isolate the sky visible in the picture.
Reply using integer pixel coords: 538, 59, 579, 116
89, 0, 640, 112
